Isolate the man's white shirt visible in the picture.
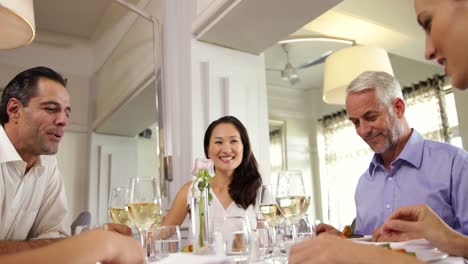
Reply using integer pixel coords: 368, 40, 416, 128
0, 126, 70, 240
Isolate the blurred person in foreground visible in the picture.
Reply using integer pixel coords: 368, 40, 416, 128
0, 229, 145, 264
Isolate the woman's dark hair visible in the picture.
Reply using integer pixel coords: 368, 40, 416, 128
0, 66, 67, 125
203, 115, 262, 209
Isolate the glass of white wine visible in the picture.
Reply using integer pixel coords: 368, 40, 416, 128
259, 184, 284, 261
128, 177, 163, 260
108, 187, 131, 225
276, 171, 309, 242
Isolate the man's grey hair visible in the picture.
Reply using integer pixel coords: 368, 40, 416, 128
346, 71, 403, 112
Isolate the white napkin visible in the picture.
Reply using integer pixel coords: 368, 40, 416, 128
389, 238, 435, 251
156, 253, 230, 264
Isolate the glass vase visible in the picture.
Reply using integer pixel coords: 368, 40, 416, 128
190, 188, 210, 254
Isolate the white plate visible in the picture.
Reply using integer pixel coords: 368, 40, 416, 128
349, 235, 372, 242
391, 239, 436, 251
351, 238, 449, 263
415, 250, 448, 263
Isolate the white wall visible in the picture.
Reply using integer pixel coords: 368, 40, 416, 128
57, 133, 89, 222
137, 132, 159, 179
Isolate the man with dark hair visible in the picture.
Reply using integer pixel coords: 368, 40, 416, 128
0, 66, 71, 253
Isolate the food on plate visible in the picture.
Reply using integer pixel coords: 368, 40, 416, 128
339, 225, 354, 238
181, 245, 193, 253
381, 243, 416, 256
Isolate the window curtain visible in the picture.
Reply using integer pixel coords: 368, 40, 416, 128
403, 75, 451, 142
320, 74, 449, 229
320, 111, 373, 229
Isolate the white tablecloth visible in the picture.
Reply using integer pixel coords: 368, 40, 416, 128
151, 254, 465, 264
434, 256, 466, 264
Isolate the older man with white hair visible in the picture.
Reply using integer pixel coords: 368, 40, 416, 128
316, 71, 468, 242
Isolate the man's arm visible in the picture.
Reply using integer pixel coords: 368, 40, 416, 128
453, 153, 468, 235
0, 239, 63, 255
0, 230, 145, 264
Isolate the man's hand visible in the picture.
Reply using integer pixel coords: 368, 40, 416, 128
0, 239, 62, 255
371, 224, 419, 242
315, 223, 340, 236
381, 204, 466, 256
288, 234, 422, 264
0, 229, 145, 264
104, 223, 132, 236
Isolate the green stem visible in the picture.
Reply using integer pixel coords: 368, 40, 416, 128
198, 191, 205, 247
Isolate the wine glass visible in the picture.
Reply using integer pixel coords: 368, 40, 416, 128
259, 184, 284, 261
276, 171, 308, 241
108, 187, 131, 225
128, 177, 163, 260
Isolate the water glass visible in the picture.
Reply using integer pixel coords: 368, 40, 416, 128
253, 219, 270, 261
210, 217, 226, 256
152, 225, 181, 260
297, 215, 315, 242
221, 216, 251, 263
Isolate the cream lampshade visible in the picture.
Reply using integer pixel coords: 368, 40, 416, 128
0, 0, 36, 49
323, 45, 394, 105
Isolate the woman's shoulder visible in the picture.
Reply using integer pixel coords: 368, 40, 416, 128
179, 180, 194, 194
172, 180, 193, 200
182, 180, 194, 189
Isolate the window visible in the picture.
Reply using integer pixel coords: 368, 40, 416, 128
318, 76, 461, 229
269, 120, 287, 173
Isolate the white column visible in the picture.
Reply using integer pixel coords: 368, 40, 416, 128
160, 0, 194, 204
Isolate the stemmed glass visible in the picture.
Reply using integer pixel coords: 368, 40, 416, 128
128, 177, 163, 260
108, 187, 131, 225
276, 171, 309, 242
259, 184, 284, 262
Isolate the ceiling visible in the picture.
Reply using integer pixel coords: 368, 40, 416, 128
264, 0, 443, 91
195, 0, 341, 54
32, 0, 444, 94
35, 0, 112, 39
34, 0, 141, 40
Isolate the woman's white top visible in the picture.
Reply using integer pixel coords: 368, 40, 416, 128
187, 181, 257, 230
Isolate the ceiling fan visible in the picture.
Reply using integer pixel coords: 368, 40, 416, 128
267, 36, 355, 85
